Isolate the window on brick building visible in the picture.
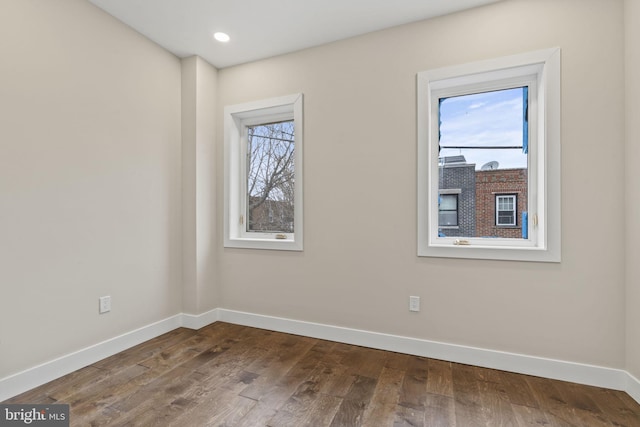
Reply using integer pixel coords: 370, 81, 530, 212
439, 194, 458, 227
496, 195, 516, 226
417, 49, 561, 262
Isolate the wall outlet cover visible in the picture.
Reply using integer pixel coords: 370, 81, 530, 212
99, 296, 111, 314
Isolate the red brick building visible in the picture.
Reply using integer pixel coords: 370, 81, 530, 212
475, 168, 527, 238
248, 197, 294, 233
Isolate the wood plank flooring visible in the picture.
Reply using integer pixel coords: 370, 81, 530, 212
5, 322, 640, 426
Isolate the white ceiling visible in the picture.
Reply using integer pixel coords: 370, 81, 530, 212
88, 0, 501, 69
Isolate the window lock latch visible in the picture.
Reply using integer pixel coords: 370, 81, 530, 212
453, 239, 470, 246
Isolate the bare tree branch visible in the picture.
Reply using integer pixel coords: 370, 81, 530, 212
246, 121, 295, 232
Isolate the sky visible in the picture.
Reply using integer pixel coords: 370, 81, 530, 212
439, 87, 527, 170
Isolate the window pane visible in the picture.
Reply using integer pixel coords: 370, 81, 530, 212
246, 120, 295, 233
440, 194, 457, 210
497, 196, 514, 211
439, 211, 458, 227
439, 87, 528, 239
498, 212, 515, 225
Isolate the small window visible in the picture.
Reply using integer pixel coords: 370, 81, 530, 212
439, 194, 458, 227
496, 195, 516, 226
417, 48, 561, 262
224, 94, 303, 251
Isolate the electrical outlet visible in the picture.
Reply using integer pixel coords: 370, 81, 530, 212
99, 296, 111, 314
409, 296, 420, 312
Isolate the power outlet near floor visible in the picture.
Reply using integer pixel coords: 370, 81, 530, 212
99, 296, 111, 314
409, 296, 420, 312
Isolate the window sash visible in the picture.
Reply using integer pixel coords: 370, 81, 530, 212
245, 121, 295, 234
430, 77, 536, 247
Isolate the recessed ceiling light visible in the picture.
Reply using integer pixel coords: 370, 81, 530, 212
214, 32, 230, 43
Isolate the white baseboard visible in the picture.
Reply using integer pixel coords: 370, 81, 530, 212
2, 308, 639, 406
181, 308, 220, 330
627, 372, 640, 404
217, 309, 639, 403
0, 315, 182, 402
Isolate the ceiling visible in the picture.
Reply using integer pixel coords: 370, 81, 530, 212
88, 0, 501, 69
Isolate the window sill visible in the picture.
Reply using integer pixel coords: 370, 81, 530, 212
419, 243, 559, 263
224, 237, 302, 251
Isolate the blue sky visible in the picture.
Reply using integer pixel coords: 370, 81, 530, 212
439, 87, 527, 170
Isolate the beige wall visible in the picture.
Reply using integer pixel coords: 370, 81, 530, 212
0, 0, 182, 378
625, 0, 640, 380
181, 56, 219, 315
217, 0, 627, 368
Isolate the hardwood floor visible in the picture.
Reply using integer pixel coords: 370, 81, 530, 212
5, 322, 640, 426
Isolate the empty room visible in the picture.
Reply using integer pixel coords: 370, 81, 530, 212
2, 0, 640, 425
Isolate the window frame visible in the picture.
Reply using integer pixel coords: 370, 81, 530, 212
496, 194, 517, 227
417, 48, 561, 262
224, 94, 303, 251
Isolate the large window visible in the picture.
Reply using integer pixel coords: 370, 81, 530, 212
224, 94, 303, 251
417, 49, 561, 262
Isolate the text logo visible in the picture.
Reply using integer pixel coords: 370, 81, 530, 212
0, 405, 69, 426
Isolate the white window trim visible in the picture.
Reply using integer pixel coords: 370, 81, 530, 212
224, 93, 303, 251
417, 48, 561, 262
